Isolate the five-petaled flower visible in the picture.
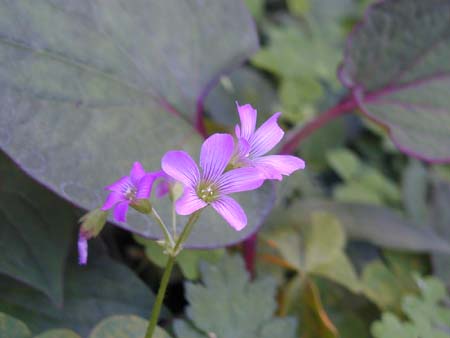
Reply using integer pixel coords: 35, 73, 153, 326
101, 162, 158, 222
230, 103, 305, 180
162, 133, 264, 231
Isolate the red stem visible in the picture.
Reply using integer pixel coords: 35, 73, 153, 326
279, 96, 358, 155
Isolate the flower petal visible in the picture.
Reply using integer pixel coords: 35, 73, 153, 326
162, 150, 200, 188
101, 191, 125, 210
249, 112, 284, 157
78, 234, 88, 265
155, 180, 170, 198
211, 196, 247, 231
236, 103, 257, 140
175, 187, 207, 215
252, 155, 306, 180
136, 173, 158, 199
200, 133, 234, 182
113, 201, 130, 222
104, 176, 132, 193
217, 167, 264, 194
130, 162, 146, 186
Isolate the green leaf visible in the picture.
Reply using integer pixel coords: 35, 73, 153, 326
135, 235, 224, 280
174, 254, 297, 338
0, 312, 31, 338
371, 276, 450, 338
340, 0, 450, 162
89, 315, 171, 338
35, 329, 81, 338
0, 241, 164, 337
0, 152, 76, 305
402, 160, 429, 225
326, 148, 362, 181
287, 0, 310, 16
291, 200, 450, 253
0, 0, 273, 249
204, 67, 277, 128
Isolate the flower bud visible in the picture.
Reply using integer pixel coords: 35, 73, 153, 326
131, 199, 152, 214
79, 208, 108, 239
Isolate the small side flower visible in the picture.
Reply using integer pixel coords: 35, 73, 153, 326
231, 103, 306, 180
77, 208, 108, 265
101, 162, 160, 222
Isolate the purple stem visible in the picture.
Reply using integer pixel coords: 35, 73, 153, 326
279, 96, 357, 155
243, 233, 258, 279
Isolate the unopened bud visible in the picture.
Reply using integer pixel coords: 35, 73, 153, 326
79, 208, 108, 239
131, 199, 152, 214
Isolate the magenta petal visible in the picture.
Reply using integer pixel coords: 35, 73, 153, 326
78, 234, 88, 265
252, 155, 306, 180
175, 187, 207, 215
200, 133, 234, 182
130, 162, 146, 185
155, 180, 170, 198
101, 191, 125, 210
113, 201, 130, 222
250, 112, 284, 157
236, 103, 257, 140
217, 167, 264, 194
211, 196, 247, 231
104, 176, 132, 193
136, 174, 157, 199
162, 151, 200, 188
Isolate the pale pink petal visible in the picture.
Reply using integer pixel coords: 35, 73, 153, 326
236, 103, 257, 140
252, 155, 306, 180
200, 133, 234, 182
113, 201, 130, 222
161, 151, 200, 188
249, 112, 284, 157
136, 174, 158, 199
101, 191, 125, 210
130, 162, 146, 186
211, 196, 247, 231
235, 137, 251, 159
217, 167, 264, 194
175, 187, 207, 215
78, 234, 88, 265
104, 176, 132, 193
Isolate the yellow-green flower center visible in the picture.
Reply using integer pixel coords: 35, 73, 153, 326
197, 181, 219, 203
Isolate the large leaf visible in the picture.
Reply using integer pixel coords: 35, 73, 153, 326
0, 312, 31, 338
339, 0, 450, 162
174, 254, 297, 338
291, 200, 450, 253
0, 241, 164, 337
0, 152, 76, 305
0, 1, 273, 248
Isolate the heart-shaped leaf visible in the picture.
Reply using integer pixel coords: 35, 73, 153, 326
0, 1, 272, 248
339, 0, 450, 162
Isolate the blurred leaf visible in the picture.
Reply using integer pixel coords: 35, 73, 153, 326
134, 235, 224, 280
372, 276, 450, 338
292, 200, 450, 253
244, 0, 265, 21
340, 0, 450, 162
204, 67, 277, 128
89, 315, 170, 338
0, 0, 274, 249
326, 148, 361, 181
0, 153, 77, 305
287, 0, 310, 16
0, 241, 163, 337
0, 312, 31, 338
334, 183, 383, 205
269, 211, 361, 293
35, 330, 81, 338
402, 160, 429, 225
173, 254, 297, 338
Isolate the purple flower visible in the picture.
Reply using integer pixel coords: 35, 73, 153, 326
231, 103, 306, 180
161, 133, 264, 231
101, 162, 158, 222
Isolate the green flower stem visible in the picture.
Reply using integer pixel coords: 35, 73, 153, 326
144, 211, 202, 338
150, 208, 174, 248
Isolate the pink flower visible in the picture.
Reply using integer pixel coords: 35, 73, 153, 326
161, 133, 264, 231
231, 103, 306, 180
101, 162, 158, 222
78, 234, 88, 265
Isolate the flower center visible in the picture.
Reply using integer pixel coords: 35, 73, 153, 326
197, 181, 219, 203
124, 186, 137, 201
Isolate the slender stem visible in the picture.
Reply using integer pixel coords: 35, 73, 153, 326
144, 211, 202, 338
144, 254, 176, 338
150, 208, 174, 248
279, 96, 357, 155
